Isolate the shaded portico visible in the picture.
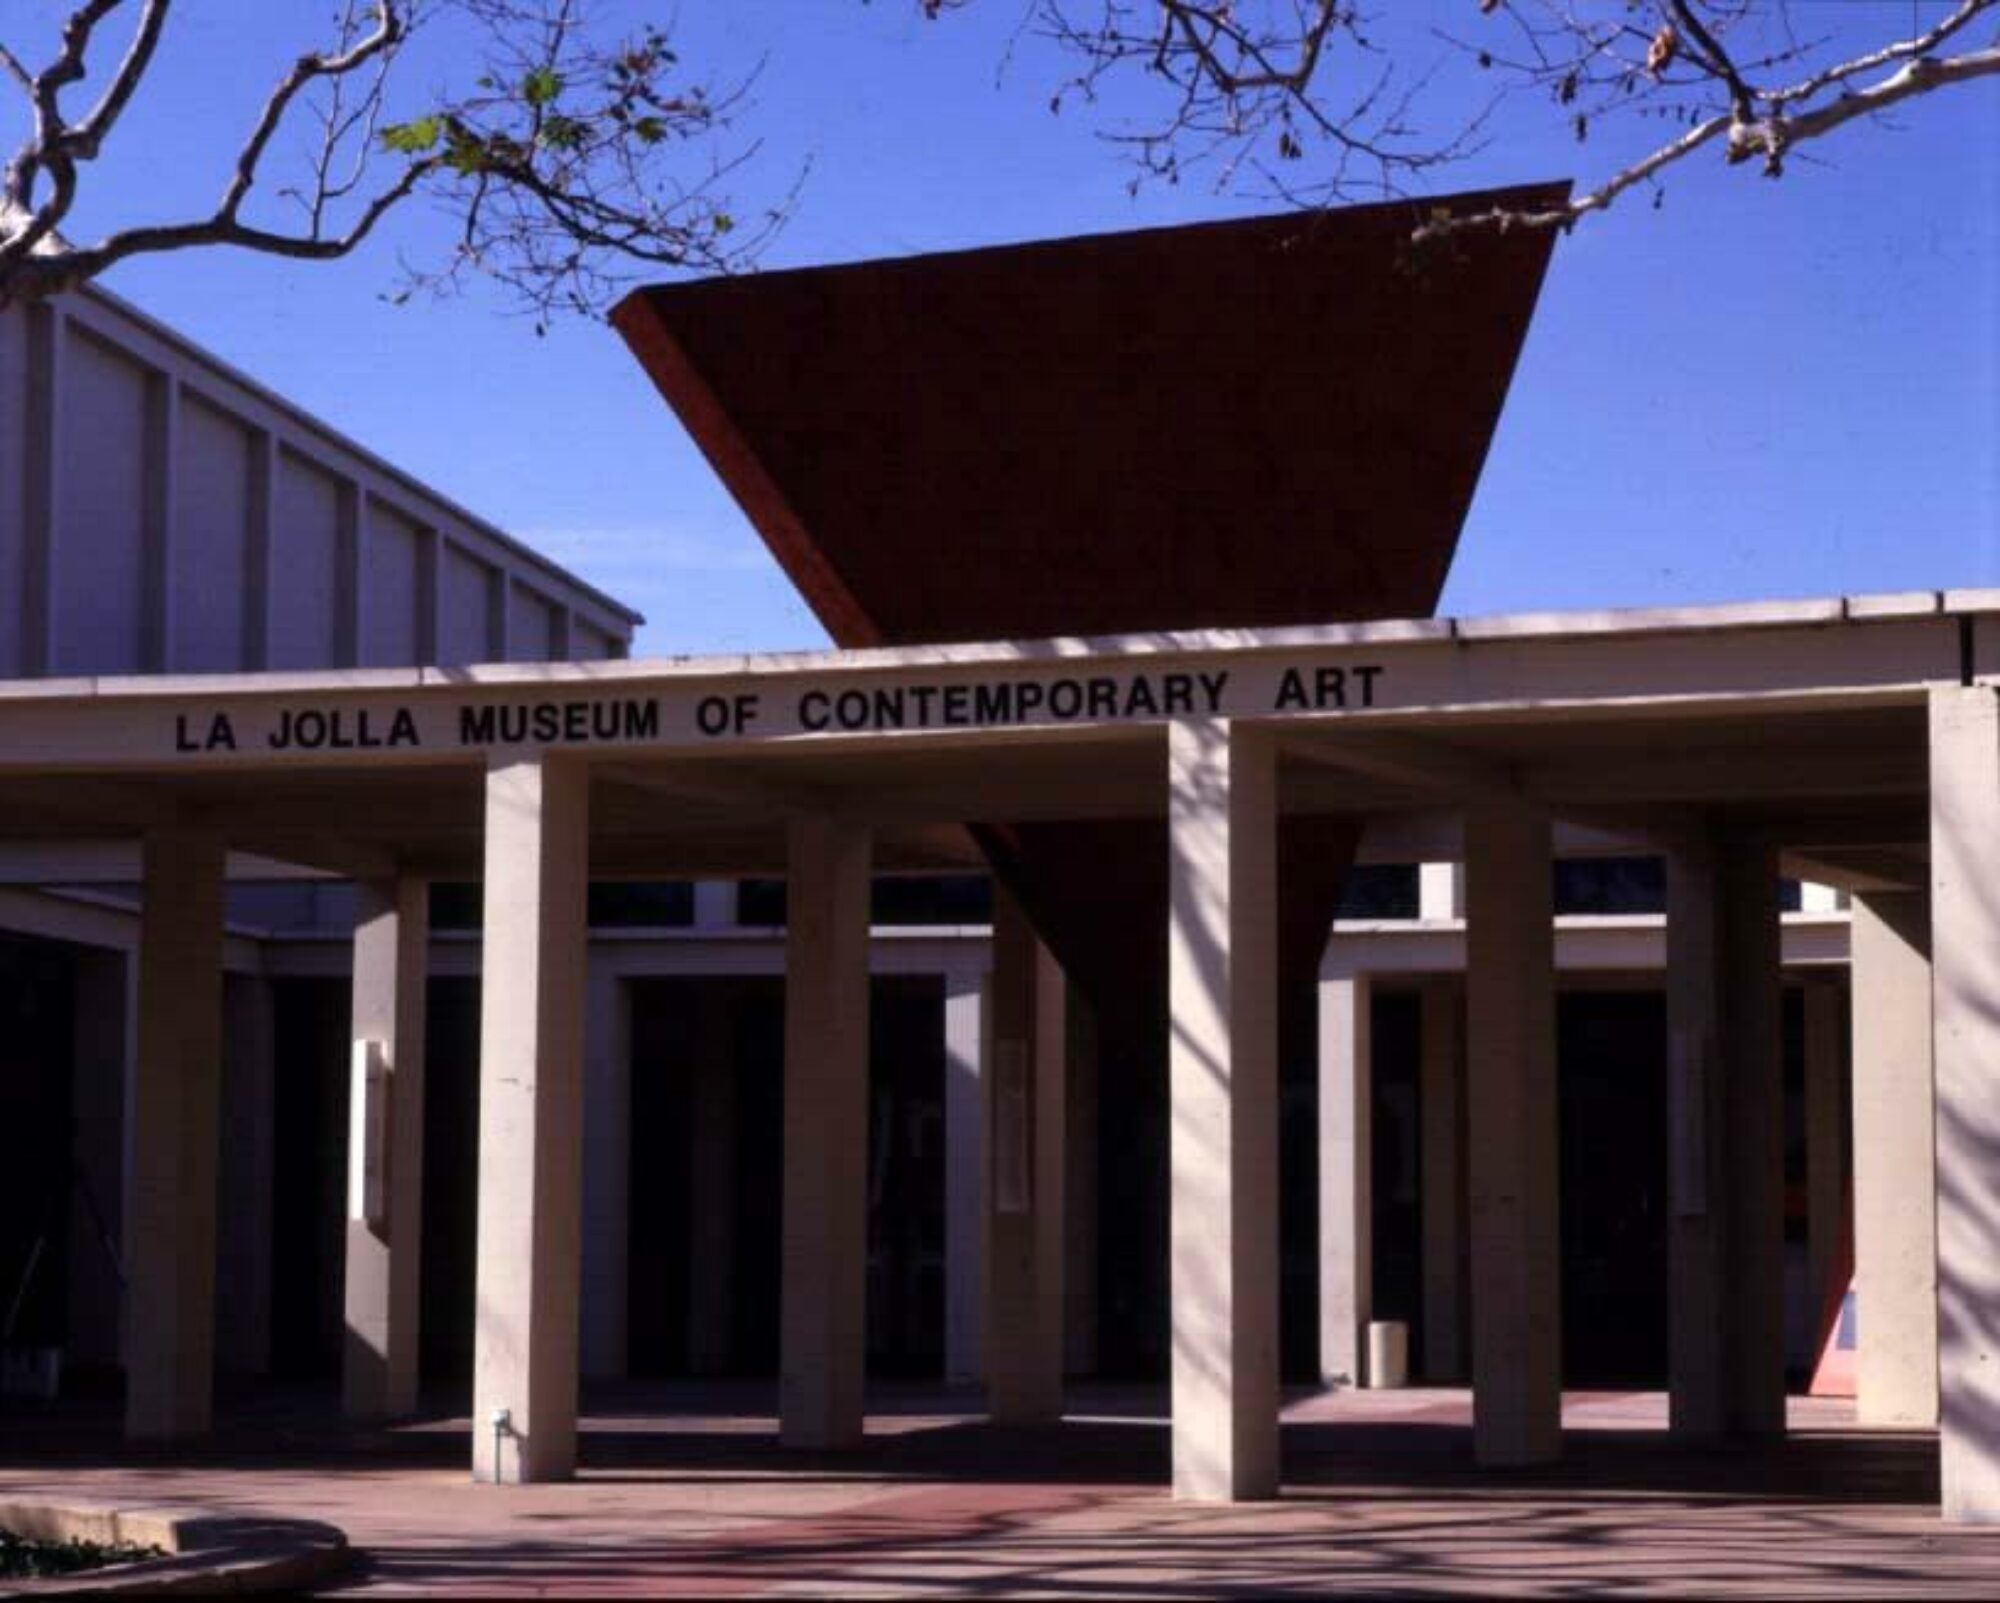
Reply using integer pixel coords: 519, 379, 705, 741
0, 592, 1992, 1516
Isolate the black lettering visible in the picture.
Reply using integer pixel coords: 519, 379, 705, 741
698, 695, 735, 736
564, 702, 588, 741
1049, 679, 1084, 720
1015, 682, 1045, 721
1087, 678, 1119, 719
624, 699, 660, 741
909, 685, 938, 727
872, 688, 906, 730
1162, 674, 1195, 715
836, 690, 870, 730
461, 706, 498, 744
1352, 665, 1383, 708
530, 705, 558, 743
177, 714, 200, 752
500, 706, 529, 743
974, 683, 1012, 724
1196, 671, 1229, 713
1315, 667, 1347, 709
209, 714, 237, 751
1124, 677, 1159, 718
943, 685, 972, 726
1275, 669, 1308, 711
298, 710, 328, 748
798, 691, 830, 732
390, 708, 420, 747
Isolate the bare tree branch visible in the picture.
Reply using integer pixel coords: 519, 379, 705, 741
0, 0, 777, 315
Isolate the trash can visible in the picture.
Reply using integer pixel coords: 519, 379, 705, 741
1365, 1320, 1409, 1389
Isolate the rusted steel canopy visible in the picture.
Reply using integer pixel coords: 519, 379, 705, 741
613, 182, 1566, 648
614, 187, 1563, 1077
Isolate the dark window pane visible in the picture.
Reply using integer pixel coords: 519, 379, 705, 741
429, 882, 481, 931
1553, 856, 1666, 916
738, 878, 787, 927
871, 876, 993, 926
1337, 864, 1419, 920
588, 882, 695, 928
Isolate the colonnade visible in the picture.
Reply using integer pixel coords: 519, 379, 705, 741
106, 687, 2000, 1518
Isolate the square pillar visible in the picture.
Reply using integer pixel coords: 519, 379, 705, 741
1419, 976, 1469, 1384
1317, 971, 1372, 1388
985, 887, 1068, 1425
126, 829, 225, 1439
1465, 801, 1561, 1467
780, 815, 872, 1449
344, 876, 430, 1419
1849, 888, 1937, 1428
687, 984, 737, 1376
1665, 833, 1786, 1441
1928, 685, 2000, 1521
1167, 718, 1280, 1502
943, 967, 987, 1385
472, 755, 589, 1483
580, 961, 633, 1380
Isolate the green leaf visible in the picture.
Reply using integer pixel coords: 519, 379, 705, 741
380, 116, 443, 155
522, 67, 564, 106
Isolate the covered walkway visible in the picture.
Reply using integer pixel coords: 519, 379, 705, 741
3, 593, 1999, 1520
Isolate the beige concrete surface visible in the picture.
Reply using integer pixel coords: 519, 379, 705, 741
779, 815, 872, 1451
1851, 889, 1938, 1430
471, 755, 591, 1483
2, 1387, 1993, 1597
1167, 720, 1281, 1501
345, 876, 431, 1420
1465, 801, 1561, 1468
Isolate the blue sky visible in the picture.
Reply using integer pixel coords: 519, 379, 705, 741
12, 1, 1997, 654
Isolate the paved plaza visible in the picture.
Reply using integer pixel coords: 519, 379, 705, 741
3, 1385, 1994, 1596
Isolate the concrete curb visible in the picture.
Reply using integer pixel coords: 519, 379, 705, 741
0, 1499, 350, 1596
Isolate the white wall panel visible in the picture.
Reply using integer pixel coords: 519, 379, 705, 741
0, 307, 28, 673
270, 450, 343, 670
508, 583, 555, 662
172, 393, 252, 672
52, 329, 146, 675
439, 543, 498, 665
362, 500, 424, 667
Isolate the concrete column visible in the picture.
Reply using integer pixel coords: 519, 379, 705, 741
472, 755, 589, 1484
687, 984, 737, 1375
344, 877, 430, 1419
692, 880, 736, 929
1665, 833, 1786, 1441
943, 968, 986, 1385
1167, 718, 1280, 1502
985, 889, 1066, 1424
1464, 801, 1561, 1467
1064, 987, 1099, 1379
579, 961, 632, 1380
1419, 976, 1468, 1384
126, 829, 225, 1439
1317, 971, 1372, 1388
1418, 861, 1464, 922
1801, 979, 1845, 1351
67, 950, 130, 1373
1928, 685, 2000, 1521
1849, 889, 1937, 1428
780, 815, 872, 1449
217, 973, 276, 1378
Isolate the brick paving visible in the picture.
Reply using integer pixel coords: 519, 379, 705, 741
0, 1386, 1994, 1596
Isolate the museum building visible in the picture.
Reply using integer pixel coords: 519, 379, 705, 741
1, 186, 1994, 1520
